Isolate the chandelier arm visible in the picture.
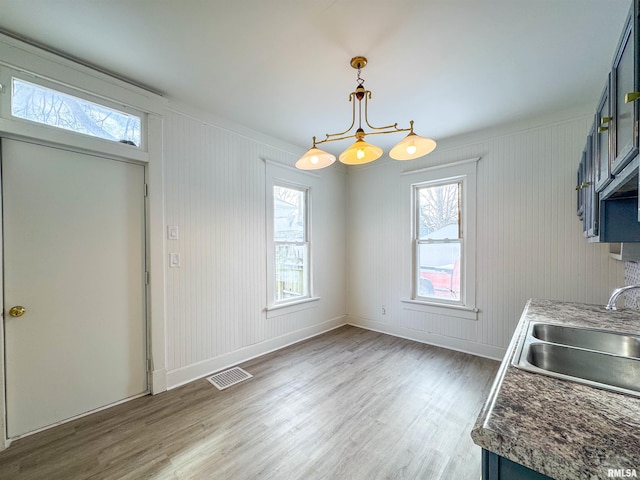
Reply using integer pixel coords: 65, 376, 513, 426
362, 91, 405, 132
313, 126, 413, 147
314, 133, 357, 146
318, 92, 358, 143
359, 127, 412, 137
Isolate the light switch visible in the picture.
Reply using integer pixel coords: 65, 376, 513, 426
169, 253, 181, 268
168, 226, 179, 240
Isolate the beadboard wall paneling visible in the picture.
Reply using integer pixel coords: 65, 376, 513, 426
163, 109, 347, 387
346, 116, 624, 359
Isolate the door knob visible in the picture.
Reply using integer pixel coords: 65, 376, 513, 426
8, 306, 26, 317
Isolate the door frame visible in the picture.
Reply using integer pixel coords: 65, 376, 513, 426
0, 32, 168, 449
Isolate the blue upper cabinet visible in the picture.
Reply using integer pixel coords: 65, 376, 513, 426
595, 78, 612, 192
582, 126, 598, 238
611, 8, 638, 176
578, 0, 640, 243
577, 153, 585, 219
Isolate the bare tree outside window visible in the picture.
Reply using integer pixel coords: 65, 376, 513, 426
418, 183, 460, 237
11, 78, 141, 146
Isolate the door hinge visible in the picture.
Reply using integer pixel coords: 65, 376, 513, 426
147, 358, 152, 372
145, 271, 150, 285
144, 183, 149, 197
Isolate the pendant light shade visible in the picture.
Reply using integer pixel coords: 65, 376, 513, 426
338, 139, 383, 165
389, 132, 437, 160
295, 147, 336, 170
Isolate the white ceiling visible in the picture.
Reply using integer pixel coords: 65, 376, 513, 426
0, 0, 632, 153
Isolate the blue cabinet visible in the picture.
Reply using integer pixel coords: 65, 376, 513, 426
595, 79, 612, 192
577, 0, 640, 242
600, 156, 640, 241
611, 8, 638, 176
482, 450, 553, 480
580, 126, 598, 238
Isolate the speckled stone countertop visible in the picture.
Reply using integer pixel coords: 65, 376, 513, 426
471, 299, 640, 480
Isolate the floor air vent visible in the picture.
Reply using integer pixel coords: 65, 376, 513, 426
206, 367, 253, 390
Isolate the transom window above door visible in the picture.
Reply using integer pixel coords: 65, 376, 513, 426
11, 77, 142, 146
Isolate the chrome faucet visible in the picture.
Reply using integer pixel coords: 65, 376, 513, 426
605, 285, 640, 310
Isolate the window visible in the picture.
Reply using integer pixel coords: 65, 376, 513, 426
403, 157, 478, 316
414, 180, 463, 303
273, 184, 309, 303
264, 159, 319, 315
11, 77, 141, 146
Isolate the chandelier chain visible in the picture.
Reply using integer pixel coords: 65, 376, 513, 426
357, 67, 364, 88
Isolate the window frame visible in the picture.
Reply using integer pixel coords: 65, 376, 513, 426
401, 158, 478, 319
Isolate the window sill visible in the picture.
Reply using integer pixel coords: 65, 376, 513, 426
265, 296, 321, 318
400, 298, 478, 321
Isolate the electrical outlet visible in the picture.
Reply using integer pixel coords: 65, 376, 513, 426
381, 305, 386, 315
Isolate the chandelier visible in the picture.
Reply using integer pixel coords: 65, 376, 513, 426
295, 56, 437, 170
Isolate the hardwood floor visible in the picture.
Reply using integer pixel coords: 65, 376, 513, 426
0, 326, 499, 479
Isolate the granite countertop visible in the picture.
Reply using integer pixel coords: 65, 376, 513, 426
471, 299, 640, 480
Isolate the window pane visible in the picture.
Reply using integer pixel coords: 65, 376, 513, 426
274, 185, 305, 242
417, 183, 460, 240
417, 242, 461, 300
11, 78, 141, 146
275, 244, 308, 301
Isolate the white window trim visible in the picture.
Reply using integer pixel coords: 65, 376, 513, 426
264, 158, 319, 314
400, 157, 479, 320
265, 296, 321, 318
0, 65, 149, 162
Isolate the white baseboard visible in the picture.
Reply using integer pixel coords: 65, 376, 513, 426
347, 316, 506, 361
166, 315, 347, 389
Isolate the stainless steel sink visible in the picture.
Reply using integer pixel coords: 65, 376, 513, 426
531, 323, 640, 358
526, 343, 640, 393
512, 322, 640, 397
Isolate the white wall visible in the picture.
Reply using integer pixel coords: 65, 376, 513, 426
162, 104, 347, 387
346, 114, 624, 360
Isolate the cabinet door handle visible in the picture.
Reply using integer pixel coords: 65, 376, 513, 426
598, 126, 609, 133
625, 92, 640, 103
600, 116, 612, 125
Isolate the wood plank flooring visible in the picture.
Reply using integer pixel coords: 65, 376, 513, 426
0, 326, 499, 480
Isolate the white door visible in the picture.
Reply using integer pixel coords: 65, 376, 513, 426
3, 139, 147, 438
